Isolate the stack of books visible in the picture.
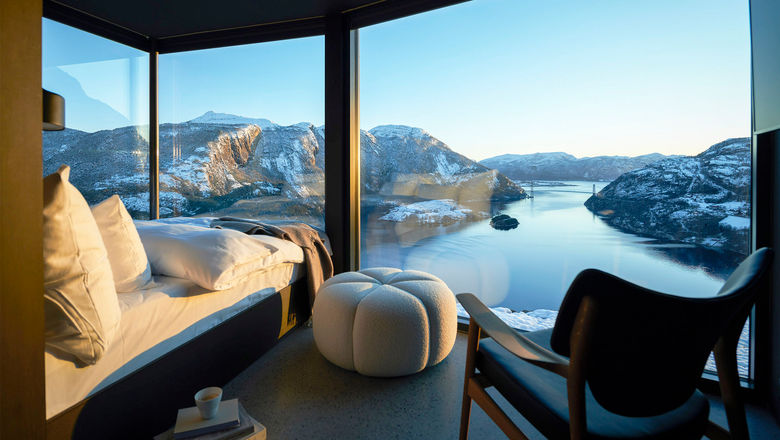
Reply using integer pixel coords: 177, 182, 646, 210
154, 399, 266, 440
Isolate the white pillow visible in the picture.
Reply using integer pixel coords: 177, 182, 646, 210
43, 165, 121, 365
135, 222, 280, 290
91, 195, 152, 292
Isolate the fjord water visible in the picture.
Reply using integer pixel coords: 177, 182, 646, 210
361, 181, 743, 312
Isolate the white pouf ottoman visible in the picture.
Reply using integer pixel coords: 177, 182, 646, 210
312, 267, 457, 377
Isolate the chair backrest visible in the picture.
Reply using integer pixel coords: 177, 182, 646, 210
549, 247, 773, 417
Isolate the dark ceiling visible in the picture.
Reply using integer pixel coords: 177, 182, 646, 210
45, 0, 467, 53
50, 0, 380, 39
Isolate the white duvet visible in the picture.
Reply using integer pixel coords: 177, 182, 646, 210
134, 221, 303, 290
45, 218, 310, 418
46, 263, 304, 418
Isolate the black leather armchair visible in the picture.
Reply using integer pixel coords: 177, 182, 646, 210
458, 247, 773, 440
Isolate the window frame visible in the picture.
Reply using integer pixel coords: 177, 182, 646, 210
42, 0, 765, 395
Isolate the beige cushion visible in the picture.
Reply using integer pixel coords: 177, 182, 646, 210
91, 195, 152, 292
313, 267, 457, 377
43, 165, 121, 365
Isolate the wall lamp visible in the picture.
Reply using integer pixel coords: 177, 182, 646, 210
43, 89, 65, 131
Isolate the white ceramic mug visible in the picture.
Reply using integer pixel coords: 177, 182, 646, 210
194, 387, 223, 420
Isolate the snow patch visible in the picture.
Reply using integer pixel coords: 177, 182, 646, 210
369, 125, 430, 139
719, 215, 750, 231
434, 152, 462, 178
122, 191, 188, 216
92, 173, 147, 191
456, 304, 558, 332
380, 199, 471, 223
253, 182, 281, 195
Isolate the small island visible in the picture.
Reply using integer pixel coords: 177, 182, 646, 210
490, 214, 518, 231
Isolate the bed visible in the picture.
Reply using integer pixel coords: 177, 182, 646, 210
44, 216, 323, 439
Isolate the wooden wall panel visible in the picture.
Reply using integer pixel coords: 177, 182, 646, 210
0, 0, 46, 438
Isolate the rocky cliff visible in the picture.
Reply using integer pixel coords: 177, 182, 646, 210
43, 112, 526, 220
584, 138, 751, 254
362, 125, 524, 202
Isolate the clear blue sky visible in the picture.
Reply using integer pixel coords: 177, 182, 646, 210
158, 39, 324, 128
43, 0, 750, 160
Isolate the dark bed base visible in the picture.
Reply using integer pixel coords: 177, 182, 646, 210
46, 278, 310, 440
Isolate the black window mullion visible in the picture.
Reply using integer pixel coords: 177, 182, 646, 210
149, 39, 159, 219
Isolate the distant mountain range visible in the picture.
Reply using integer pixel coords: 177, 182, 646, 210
479, 151, 670, 181
584, 138, 751, 254
42, 111, 752, 253
43, 67, 134, 133
42, 111, 526, 220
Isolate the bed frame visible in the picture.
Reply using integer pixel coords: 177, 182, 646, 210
45, 278, 311, 440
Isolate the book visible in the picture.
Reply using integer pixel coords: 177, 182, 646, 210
243, 421, 267, 440
156, 401, 265, 440
173, 399, 240, 439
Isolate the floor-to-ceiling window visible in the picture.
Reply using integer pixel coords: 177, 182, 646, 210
42, 18, 150, 219
158, 37, 325, 226
359, 0, 752, 376
41, 0, 754, 378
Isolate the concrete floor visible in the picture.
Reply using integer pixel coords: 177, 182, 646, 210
223, 328, 780, 439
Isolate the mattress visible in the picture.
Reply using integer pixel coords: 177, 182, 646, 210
46, 258, 303, 419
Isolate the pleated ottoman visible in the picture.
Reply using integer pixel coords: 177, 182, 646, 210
312, 267, 457, 377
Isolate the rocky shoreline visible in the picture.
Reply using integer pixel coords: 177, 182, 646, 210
584, 138, 750, 254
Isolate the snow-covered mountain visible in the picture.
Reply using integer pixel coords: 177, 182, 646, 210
362, 125, 523, 202
42, 112, 526, 220
584, 138, 751, 254
189, 111, 277, 130
479, 151, 668, 181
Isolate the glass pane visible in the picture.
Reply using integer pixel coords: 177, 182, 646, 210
158, 37, 325, 227
42, 18, 150, 219
360, 1, 751, 375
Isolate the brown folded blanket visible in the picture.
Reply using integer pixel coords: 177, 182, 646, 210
210, 217, 333, 309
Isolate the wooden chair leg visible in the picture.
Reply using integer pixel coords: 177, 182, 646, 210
469, 376, 529, 440
714, 335, 750, 440
459, 389, 472, 440
459, 318, 481, 440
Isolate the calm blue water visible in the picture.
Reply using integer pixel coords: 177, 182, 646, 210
361, 181, 745, 311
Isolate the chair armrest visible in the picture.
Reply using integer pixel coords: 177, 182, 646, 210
457, 293, 570, 377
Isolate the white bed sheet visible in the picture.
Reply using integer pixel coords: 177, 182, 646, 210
45, 261, 303, 419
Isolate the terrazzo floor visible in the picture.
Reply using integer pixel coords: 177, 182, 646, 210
223, 328, 780, 439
